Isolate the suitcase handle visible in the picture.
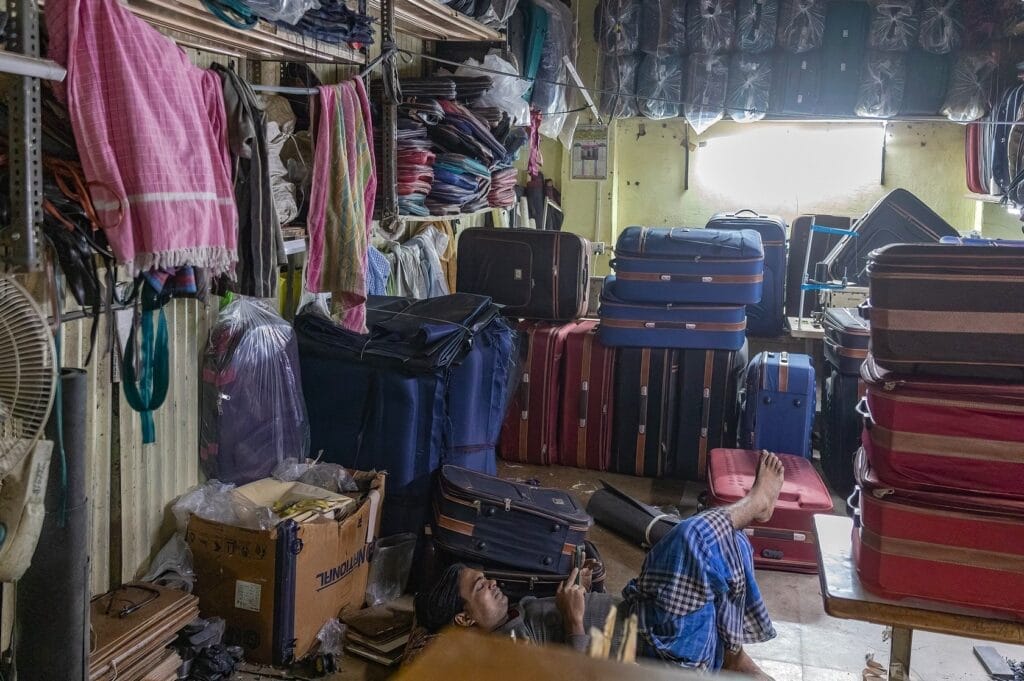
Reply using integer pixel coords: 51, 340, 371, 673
854, 397, 874, 426
732, 209, 763, 218
638, 386, 648, 435
519, 373, 531, 420
666, 228, 744, 250
579, 380, 589, 428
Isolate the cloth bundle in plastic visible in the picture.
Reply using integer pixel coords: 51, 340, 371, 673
640, 0, 688, 55
726, 53, 773, 121
918, 0, 963, 54
596, 0, 642, 55
600, 53, 641, 119
687, 0, 736, 53
637, 53, 684, 119
941, 51, 996, 122
856, 51, 908, 118
686, 52, 729, 133
736, 0, 778, 52
533, 0, 576, 139
474, 0, 518, 27
777, 0, 826, 53
280, 0, 375, 45
200, 297, 310, 485
868, 0, 920, 51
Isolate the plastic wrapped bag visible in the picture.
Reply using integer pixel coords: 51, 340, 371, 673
687, 0, 736, 53
638, 53, 684, 119
533, 0, 577, 138
736, 0, 778, 53
246, 0, 320, 24
141, 534, 195, 592
777, 0, 826, 53
856, 51, 908, 118
456, 53, 531, 126
869, 0, 920, 51
474, 0, 519, 27
597, 0, 642, 56
919, 0, 963, 54
172, 480, 280, 532
600, 53, 641, 119
200, 297, 310, 486
726, 53, 773, 121
641, 0, 688, 55
365, 533, 417, 606
685, 53, 729, 134
316, 619, 346, 657
272, 457, 358, 493
941, 51, 996, 122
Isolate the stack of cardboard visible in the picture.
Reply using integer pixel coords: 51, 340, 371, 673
89, 583, 198, 681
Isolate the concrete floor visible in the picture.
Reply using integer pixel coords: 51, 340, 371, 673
313, 461, 1024, 681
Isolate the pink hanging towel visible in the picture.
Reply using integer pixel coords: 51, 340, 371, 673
47, 0, 237, 276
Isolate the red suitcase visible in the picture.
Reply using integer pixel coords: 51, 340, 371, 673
854, 454, 1024, 618
707, 449, 834, 574
558, 320, 615, 471
965, 122, 986, 195
499, 321, 575, 465
861, 356, 1024, 499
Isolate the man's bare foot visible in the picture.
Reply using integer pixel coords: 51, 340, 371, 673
723, 647, 775, 681
750, 451, 785, 523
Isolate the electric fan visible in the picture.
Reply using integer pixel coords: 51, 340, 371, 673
0, 277, 57, 580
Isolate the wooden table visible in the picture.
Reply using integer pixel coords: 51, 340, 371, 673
814, 514, 1024, 681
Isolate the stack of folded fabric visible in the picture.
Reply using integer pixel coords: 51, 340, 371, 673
488, 168, 517, 208
396, 118, 435, 217
388, 79, 459, 99
278, 0, 375, 45
427, 154, 491, 215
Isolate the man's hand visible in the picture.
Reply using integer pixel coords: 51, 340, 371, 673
579, 559, 601, 592
556, 568, 587, 637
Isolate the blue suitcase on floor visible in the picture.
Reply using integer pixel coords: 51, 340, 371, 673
612, 226, 765, 304
598, 275, 747, 350
740, 351, 815, 458
705, 210, 788, 337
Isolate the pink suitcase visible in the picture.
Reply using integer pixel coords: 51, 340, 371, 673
707, 449, 834, 573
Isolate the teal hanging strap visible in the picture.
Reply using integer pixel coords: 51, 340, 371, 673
122, 285, 170, 444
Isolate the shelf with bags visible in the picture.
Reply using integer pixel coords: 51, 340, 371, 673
367, 0, 501, 42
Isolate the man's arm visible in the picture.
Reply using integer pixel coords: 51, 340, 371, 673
556, 568, 589, 652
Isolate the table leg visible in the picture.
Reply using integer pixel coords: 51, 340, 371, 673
888, 627, 913, 680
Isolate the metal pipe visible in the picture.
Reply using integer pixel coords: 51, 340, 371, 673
251, 84, 319, 95
0, 50, 65, 81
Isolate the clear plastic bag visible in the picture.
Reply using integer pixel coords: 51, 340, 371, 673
597, 0, 642, 56
736, 0, 778, 53
532, 0, 576, 139
856, 51, 908, 118
638, 53, 684, 119
869, 0, 920, 51
272, 456, 359, 493
141, 534, 195, 592
600, 53, 641, 119
687, 0, 737, 53
365, 533, 418, 607
726, 53, 772, 121
941, 51, 996, 122
172, 480, 280, 531
456, 53, 531, 126
316, 619, 347, 657
777, 0, 826, 53
640, 0, 687, 55
474, 0, 518, 28
246, 0, 320, 25
919, 0, 963, 54
685, 53, 729, 134
200, 297, 310, 486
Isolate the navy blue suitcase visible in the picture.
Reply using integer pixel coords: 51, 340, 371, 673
822, 307, 869, 376
612, 226, 765, 304
740, 351, 816, 458
705, 210, 787, 337
432, 465, 593, 574
598, 276, 747, 351
821, 364, 861, 498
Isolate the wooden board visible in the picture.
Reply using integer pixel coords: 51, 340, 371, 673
814, 515, 1024, 645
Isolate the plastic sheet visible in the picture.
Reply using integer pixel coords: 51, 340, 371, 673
316, 619, 347, 657
141, 534, 195, 593
456, 53, 531, 126
600, 53, 641, 119
172, 480, 280, 532
869, 0, 920, 51
245, 0, 320, 24
687, 0, 736, 53
365, 533, 417, 607
474, 0, 519, 28
533, 0, 576, 138
736, 0, 778, 53
856, 51, 908, 118
597, 0, 642, 56
726, 53, 772, 121
200, 297, 310, 485
638, 53, 684, 119
919, 0, 963, 54
272, 457, 358, 493
941, 51, 997, 122
777, 0, 826, 53
640, 0, 687, 55
685, 53, 729, 134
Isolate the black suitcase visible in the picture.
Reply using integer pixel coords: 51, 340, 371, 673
899, 50, 952, 116
457, 228, 590, 321
432, 465, 593, 574
610, 348, 678, 477
819, 0, 870, 116
821, 364, 861, 498
673, 343, 748, 481
822, 307, 869, 376
785, 214, 853, 318
771, 50, 822, 115
819, 188, 958, 286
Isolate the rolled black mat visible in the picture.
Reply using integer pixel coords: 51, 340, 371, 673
586, 482, 682, 549
17, 368, 90, 681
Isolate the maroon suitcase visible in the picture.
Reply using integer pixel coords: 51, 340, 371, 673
708, 448, 834, 573
499, 321, 575, 465
558, 320, 615, 471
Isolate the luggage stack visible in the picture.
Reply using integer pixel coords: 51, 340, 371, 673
820, 307, 869, 496
853, 242, 1024, 616
599, 226, 762, 480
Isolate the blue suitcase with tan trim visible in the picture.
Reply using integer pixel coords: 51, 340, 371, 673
740, 351, 816, 458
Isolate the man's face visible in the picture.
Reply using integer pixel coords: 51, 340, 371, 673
456, 568, 509, 631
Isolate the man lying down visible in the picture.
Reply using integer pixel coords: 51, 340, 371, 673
413, 452, 786, 680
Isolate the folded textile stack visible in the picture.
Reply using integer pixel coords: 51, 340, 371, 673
434, 100, 507, 166
427, 154, 491, 215
488, 167, 518, 208
278, 0, 375, 45
396, 118, 435, 217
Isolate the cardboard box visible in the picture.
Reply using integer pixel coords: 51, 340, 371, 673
187, 472, 385, 665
